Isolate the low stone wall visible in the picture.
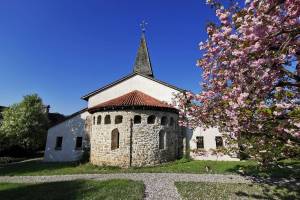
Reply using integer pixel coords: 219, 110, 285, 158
90, 109, 179, 167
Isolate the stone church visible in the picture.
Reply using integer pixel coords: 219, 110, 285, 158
44, 33, 238, 167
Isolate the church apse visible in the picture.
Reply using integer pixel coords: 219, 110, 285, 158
88, 90, 180, 167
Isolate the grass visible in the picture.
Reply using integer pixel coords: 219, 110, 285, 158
175, 182, 299, 200
0, 158, 299, 178
0, 157, 27, 165
0, 179, 144, 200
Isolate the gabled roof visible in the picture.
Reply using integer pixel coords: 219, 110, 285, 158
81, 72, 185, 101
49, 108, 88, 129
88, 90, 177, 113
133, 33, 154, 77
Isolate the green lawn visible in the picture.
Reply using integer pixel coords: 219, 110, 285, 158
0, 158, 299, 178
175, 182, 299, 200
0, 179, 144, 200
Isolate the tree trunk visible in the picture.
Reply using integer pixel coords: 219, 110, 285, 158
297, 54, 300, 92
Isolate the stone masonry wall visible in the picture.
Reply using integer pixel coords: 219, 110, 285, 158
90, 109, 179, 167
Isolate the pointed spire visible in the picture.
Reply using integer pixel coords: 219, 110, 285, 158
133, 27, 154, 77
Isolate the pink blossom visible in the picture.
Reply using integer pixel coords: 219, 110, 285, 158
176, 0, 300, 162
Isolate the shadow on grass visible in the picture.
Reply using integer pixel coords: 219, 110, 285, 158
234, 180, 300, 200
0, 181, 98, 200
176, 181, 299, 200
0, 180, 144, 200
0, 161, 123, 176
0, 161, 78, 176
225, 160, 300, 178
225, 160, 300, 200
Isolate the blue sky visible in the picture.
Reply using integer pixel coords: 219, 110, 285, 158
0, 0, 223, 115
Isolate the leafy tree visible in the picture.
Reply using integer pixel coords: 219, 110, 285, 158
176, 0, 300, 166
0, 94, 49, 152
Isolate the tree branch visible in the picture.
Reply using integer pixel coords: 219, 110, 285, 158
278, 65, 300, 82
276, 81, 300, 88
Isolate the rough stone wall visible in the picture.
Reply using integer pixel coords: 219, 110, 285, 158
84, 115, 92, 149
90, 109, 180, 167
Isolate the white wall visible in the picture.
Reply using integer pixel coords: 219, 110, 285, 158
189, 127, 239, 161
88, 74, 181, 108
44, 111, 90, 162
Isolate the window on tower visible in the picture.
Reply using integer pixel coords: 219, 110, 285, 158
134, 115, 141, 124
111, 129, 120, 150
104, 115, 111, 124
159, 130, 166, 150
97, 115, 101, 125
161, 116, 168, 125
169, 117, 174, 127
115, 115, 123, 124
147, 115, 156, 124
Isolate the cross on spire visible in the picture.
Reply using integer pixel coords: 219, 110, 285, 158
140, 20, 148, 33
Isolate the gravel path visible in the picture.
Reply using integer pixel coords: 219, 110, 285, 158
0, 173, 251, 200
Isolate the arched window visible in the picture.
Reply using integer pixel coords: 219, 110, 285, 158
111, 128, 119, 150
161, 116, 168, 125
115, 115, 123, 124
97, 115, 101, 125
134, 115, 141, 124
104, 115, 111, 124
159, 130, 166, 150
147, 115, 156, 124
85, 116, 90, 129
93, 116, 96, 125
169, 117, 174, 127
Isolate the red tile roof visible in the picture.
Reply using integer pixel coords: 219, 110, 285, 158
88, 90, 177, 113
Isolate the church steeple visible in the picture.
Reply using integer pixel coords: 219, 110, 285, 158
133, 23, 154, 77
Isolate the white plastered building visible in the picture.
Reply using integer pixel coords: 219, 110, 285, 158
44, 33, 239, 162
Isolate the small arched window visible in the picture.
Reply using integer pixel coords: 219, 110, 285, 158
104, 115, 111, 124
134, 115, 141, 124
161, 116, 168, 125
111, 128, 120, 150
93, 116, 96, 125
97, 115, 101, 125
85, 116, 90, 129
169, 117, 174, 127
115, 115, 123, 124
147, 115, 156, 124
159, 130, 166, 150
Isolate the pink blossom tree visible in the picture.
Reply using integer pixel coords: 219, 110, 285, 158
177, 0, 300, 166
